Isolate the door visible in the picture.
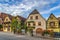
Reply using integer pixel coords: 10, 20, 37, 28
7, 26, 10, 31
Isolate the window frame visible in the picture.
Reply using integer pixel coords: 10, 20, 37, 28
38, 22, 41, 26
35, 16, 38, 20
30, 16, 33, 19
49, 22, 55, 27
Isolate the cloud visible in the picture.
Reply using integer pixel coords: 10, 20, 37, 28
0, 0, 59, 17
40, 5, 60, 14
56, 15, 60, 17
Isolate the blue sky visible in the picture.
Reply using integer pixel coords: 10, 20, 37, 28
0, 0, 60, 19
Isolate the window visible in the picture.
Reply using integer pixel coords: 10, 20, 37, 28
30, 16, 33, 19
33, 22, 35, 26
28, 23, 30, 26
6, 19, 8, 21
50, 22, 55, 27
35, 16, 38, 19
38, 22, 41, 26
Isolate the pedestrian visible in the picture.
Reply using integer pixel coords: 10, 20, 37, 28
31, 29, 33, 36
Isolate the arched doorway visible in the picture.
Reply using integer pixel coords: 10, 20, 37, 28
36, 28, 43, 34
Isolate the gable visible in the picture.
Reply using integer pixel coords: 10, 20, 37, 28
4, 16, 11, 22
16, 17, 21, 21
26, 13, 46, 22
26, 9, 46, 22
47, 14, 58, 21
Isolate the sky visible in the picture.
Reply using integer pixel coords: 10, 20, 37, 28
0, 0, 60, 19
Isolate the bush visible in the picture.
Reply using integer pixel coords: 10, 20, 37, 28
0, 24, 3, 31
42, 30, 54, 37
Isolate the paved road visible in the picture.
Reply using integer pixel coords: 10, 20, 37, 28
0, 32, 55, 40
0, 32, 28, 40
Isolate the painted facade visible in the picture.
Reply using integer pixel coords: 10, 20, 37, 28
58, 17, 60, 27
47, 13, 59, 32
26, 9, 46, 32
3, 15, 26, 32
3, 15, 13, 32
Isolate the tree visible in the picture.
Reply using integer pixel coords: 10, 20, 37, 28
0, 24, 3, 31
16, 21, 22, 34
23, 24, 27, 33
11, 18, 18, 33
11, 18, 23, 34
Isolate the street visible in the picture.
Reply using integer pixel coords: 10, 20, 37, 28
0, 32, 57, 40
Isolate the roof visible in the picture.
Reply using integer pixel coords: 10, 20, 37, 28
58, 17, 60, 21
16, 15, 26, 22
0, 12, 26, 22
26, 9, 46, 21
47, 13, 58, 21
30, 9, 40, 15
0, 12, 14, 21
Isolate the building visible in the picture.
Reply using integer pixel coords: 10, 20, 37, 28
47, 13, 59, 32
3, 15, 26, 32
3, 15, 14, 32
26, 9, 46, 33
16, 15, 26, 22
0, 12, 26, 32
0, 13, 11, 31
15, 15, 26, 26
58, 17, 60, 27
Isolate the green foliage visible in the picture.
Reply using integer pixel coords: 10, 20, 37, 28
11, 19, 18, 31
11, 18, 26, 34
42, 30, 54, 36
44, 31, 49, 34
0, 24, 3, 29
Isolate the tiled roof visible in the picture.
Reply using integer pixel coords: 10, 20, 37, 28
30, 9, 40, 15
16, 15, 26, 21
58, 17, 60, 21
0, 12, 14, 21
47, 13, 58, 20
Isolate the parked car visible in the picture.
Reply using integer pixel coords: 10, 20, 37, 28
53, 32, 60, 38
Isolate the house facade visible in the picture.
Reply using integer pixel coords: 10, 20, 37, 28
3, 15, 13, 32
47, 13, 59, 32
58, 17, 60, 27
26, 9, 46, 32
0, 13, 11, 31
0, 18, 3, 24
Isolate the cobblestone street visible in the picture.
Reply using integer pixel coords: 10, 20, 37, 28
0, 32, 54, 40
0, 32, 57, 40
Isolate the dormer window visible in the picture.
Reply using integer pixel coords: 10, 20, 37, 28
6, 19, 8, 21
35, 16, 38, 19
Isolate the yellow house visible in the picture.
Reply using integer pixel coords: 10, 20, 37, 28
47, 13, 59, 32
3, 15, 13, 32
58, 17, 60, 27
